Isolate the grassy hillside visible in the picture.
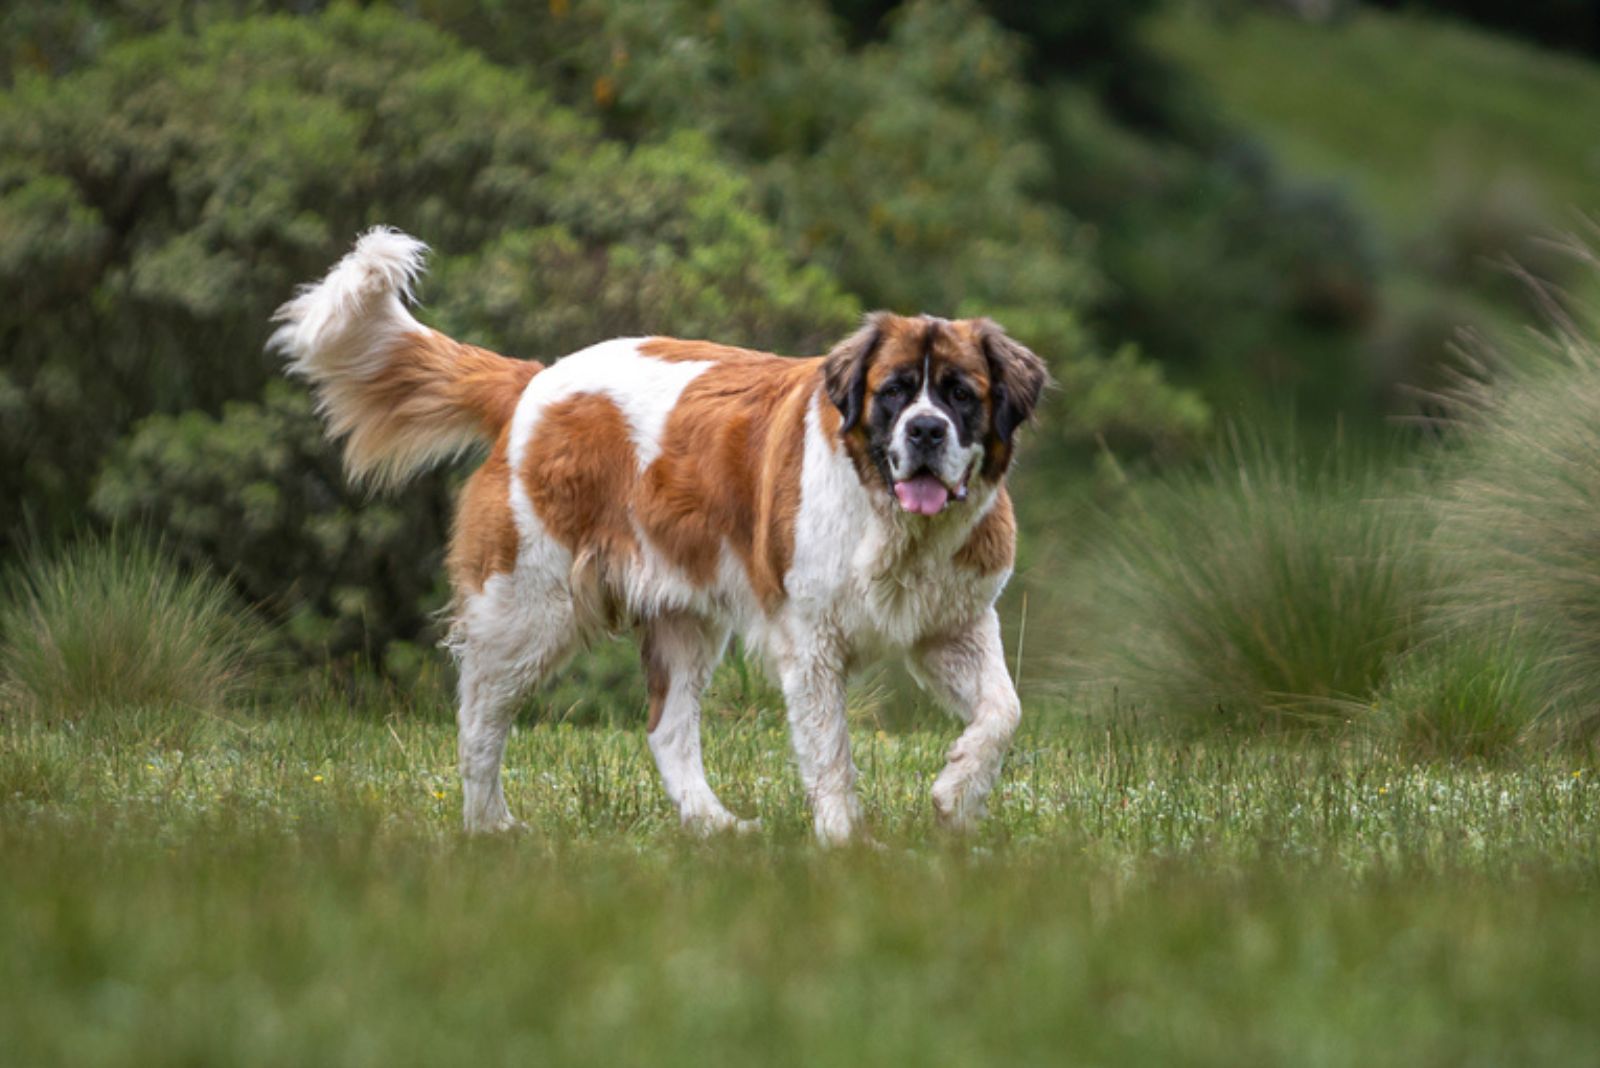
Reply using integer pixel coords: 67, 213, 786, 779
1150, 8, 1600, 234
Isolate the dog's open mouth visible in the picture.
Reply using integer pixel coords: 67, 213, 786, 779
893, 470, 967, 516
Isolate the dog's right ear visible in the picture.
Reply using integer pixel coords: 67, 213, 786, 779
822, 313, 885, 434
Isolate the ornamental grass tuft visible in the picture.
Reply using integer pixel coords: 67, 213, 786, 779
0, 532, 269, 723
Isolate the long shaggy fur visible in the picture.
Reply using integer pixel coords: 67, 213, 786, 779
274, 230, 1038, 842
270, 227, 537, 488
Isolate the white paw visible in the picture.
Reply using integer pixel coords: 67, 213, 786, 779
463, 809, 525, 835
682, 807, 761, 837
931, 772, 986, 833
812, 797, 862, 846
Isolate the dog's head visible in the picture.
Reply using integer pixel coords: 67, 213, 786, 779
823, 312, 1048, 517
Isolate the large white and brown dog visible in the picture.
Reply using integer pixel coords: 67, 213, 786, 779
272, 228, 1046, 843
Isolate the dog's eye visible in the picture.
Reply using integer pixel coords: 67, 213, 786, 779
948, 382, 973, 405
881, 381, 907, 398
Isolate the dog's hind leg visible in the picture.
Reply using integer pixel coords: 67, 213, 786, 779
641, 613, 756, 835
450, 566, 580, 834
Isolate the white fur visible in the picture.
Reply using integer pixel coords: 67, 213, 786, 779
643, 614, 756, 834
270, 227, 428, 372
269, 229, 476, 487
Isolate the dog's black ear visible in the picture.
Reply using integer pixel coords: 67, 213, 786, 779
822, 313, 885, 434
976, 319, 1049, 446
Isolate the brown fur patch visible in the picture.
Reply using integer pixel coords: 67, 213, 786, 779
336, 330, 540, 488
860, 316, 992, 396
637, 339, 821, 609
954, 488, 1017, 574
522, 394, 641, 572
447, 429, 520, 595
641, 626, 671, 733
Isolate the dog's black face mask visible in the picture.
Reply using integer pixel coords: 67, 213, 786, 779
824, 313, 1047, 514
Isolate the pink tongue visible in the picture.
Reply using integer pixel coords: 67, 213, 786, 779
894, 474, 950, 516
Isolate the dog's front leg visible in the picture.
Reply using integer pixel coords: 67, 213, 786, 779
911, 608, 1021, 831
777, 649, 862, 845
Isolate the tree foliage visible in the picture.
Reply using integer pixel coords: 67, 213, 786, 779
1, 1, 1245, 668
3, 7, 861, 659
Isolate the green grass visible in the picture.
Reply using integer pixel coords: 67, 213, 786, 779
3, 702, 1598, 1065
1374, 628, 1555, 759
1150, 8, 1600, 232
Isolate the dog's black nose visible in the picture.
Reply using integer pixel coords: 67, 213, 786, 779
906, 415, 947, 447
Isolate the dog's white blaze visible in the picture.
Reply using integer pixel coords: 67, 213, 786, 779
886, 356, 982, 487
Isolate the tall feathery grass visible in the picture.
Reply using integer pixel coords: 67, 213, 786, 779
0, 533, 270, 723
1431, 250, 1600, 743
1373, 626, 1556, 759
1076, 436, 1432, 729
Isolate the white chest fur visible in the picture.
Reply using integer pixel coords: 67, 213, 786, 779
782, 396, 1007, 661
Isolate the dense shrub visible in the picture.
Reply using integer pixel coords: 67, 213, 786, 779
92, 383, 455, 664
1, 8, 869, 662
1074, 437, 1431, 728
1039, 87, 1381, 415
428, 0, 1212, 452
0, 3, 1219, 671
0, 7, 857, 553
440, 0, 1101, 357
0, 533, 268, 722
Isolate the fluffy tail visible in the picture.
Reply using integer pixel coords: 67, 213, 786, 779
270, 227, 540, 489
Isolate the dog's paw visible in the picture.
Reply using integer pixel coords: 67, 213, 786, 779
931, 775, 986, 833
463, 811, 526, 836
682, 808, 761, 838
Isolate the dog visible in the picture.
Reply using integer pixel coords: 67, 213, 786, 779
272, 228, 1046, 843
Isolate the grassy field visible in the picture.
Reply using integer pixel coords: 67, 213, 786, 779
4, 701, 1598, 1066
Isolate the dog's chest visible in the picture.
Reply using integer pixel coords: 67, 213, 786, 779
850, 526, 999, 646
785, 399, 1007, 649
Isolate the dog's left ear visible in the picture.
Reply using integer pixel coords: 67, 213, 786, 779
823, 313, 885, 434
976, 319, 1049, 445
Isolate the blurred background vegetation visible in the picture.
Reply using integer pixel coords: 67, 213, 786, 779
3, 0, 1599, 751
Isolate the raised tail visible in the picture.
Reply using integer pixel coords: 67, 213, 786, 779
269, 227, 540, 489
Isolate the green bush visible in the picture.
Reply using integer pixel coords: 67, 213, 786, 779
1, 6, 858, 554
0, 533, 268, 722
4, 0, 1225, 689
92, 382, 456, 663
1075, 437, 1432, 728
412, 0, 1210, 451
1039, 86, 1381, 417
0, 7, 866, 664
